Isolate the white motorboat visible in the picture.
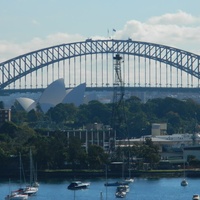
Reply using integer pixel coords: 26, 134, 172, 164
67, 181, 90, 190
118, 185, 129, 193
115, 185, 128, 198
193, 194, 200, 200
124, 177, 134, 183
115, 190, 126, 198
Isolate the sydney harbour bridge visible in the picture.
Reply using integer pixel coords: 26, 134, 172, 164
0, 39, 200, 101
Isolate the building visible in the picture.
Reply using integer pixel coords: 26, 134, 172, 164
15, 78, 86, 113
183, 146, 200, 161
151, 123, 167, 136
0, 109, 11, 123
65, 124, 115, 152
116, 123, 200, 165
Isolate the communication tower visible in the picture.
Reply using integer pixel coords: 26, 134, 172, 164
111, 54, 128, 140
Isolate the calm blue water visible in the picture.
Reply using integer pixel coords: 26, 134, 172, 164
0, 177, 199, 200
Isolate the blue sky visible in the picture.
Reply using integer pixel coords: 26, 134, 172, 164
1, 0, 200, 61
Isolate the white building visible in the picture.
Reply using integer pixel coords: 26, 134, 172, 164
15, 78, 86, 113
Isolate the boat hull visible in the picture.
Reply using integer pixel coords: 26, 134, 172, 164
23, 186, 38, 196
104, 181, 129, 187
5, 193, 28, 200
67, 181, 90, 190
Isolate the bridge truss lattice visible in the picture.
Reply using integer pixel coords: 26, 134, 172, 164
0, 39, 200, 91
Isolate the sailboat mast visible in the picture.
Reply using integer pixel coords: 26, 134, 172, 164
19, 153, 22, 187
30, 149, 33, 186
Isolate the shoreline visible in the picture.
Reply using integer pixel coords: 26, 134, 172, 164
2, 169, 200, 180
38, 169, 200, 179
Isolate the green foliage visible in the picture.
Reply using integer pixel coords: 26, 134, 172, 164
76, 101, 111, 126
0, 121, 19, 136
2, 96, 200, 172
10, 96, 200, 138
67, 137, 87, 170
46, 103, 77, 124
88, 145, 109, 169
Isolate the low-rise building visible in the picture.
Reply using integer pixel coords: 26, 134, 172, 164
0, 109, 11, 124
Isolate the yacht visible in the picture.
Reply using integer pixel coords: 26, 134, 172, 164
67, 181, 90, 190
115, 185, 129, 198
5, 154, 29, 200
115, 190, 126, 198
181, 155, 188, 187
23, 186, 38, 196
181, 179, 188, 186
193, 194, 200, 200
124, 177, 134, 183
23, 149, 39, 196
5, 191, 28, 200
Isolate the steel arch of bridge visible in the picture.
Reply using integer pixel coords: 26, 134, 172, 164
0, 39, 200, 90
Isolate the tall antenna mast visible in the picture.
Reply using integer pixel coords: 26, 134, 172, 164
111, 54, 128, 140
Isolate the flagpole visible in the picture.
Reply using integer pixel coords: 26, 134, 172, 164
107, 29, 110, 39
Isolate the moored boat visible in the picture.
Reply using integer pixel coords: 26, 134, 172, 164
22, 186, 38, 196
67, 181, 90, 190
104, 181, 129, 187
181, 178, 188, 186
22, 149, 39, 196
115, 185, 129, 198
5, 154, 29, 200
124, 177, 134, 183
193, 194, 200, 200
115, 190, 126, 198
5, 191, 28, 200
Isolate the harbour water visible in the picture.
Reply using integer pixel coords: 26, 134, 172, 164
0, 177, 199, 200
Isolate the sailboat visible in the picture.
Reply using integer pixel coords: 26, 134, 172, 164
5, 191, 28, 200
124, 151, 134, 183
23, 149, 39, 196
181, 151, 188, 187
32, 162, 39, 187
104, 155, 129, 187
5, 154, 29, 200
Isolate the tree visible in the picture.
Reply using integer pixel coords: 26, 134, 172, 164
87, 100, 111, 124
88, 145, 109, 169
166, 111, 181, 134
67, 137, 87, 170
46, 103, 77, 124
27, 109, 39, 122
140, 138, 160, 169
0, 121, 19, 136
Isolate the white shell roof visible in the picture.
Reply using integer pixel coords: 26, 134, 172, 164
62, 83, 86, 106
16, 97, 35, 111
38, 78, 66, 105
16, 79, 86, 113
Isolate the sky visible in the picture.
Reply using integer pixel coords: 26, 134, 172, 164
1, 0, 200, 62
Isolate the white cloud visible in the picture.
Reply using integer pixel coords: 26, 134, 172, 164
148, 10, 199, 25
0, 33, 84, 62
114, 11, 200, 54
1, 11, 200, 63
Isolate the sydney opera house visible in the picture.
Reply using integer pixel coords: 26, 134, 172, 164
15, 78, 86, 113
